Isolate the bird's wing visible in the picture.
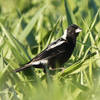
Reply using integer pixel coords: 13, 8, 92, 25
32, 38, 67, 61
14, 39, 67, 72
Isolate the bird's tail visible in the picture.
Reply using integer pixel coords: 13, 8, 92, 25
14, 63, 32, 73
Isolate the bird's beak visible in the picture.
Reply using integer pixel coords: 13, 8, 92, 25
75, 28, 82, 33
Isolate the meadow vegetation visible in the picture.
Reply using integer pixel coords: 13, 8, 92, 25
0, 0, 100, 100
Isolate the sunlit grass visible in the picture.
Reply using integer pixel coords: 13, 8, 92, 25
0, 0, 100, 100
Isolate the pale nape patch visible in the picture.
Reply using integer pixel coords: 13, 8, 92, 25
75, 28, 82, 33
61, 29, 67, 40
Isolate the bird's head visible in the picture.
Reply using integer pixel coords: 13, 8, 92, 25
62, 24, 82, 40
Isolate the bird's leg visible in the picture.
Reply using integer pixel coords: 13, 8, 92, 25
44, 66, 52, 84
43, 66, 50, 74
43, 66, 48, 73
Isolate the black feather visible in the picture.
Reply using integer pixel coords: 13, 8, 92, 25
14, 24, 82, 73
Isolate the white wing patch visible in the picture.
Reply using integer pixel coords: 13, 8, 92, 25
31, 59, 48, 65
47, 40, 65, 50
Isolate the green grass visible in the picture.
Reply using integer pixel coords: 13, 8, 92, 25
0, 0, 100, 100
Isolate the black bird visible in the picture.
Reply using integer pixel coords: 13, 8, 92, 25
14, 24, 82, 73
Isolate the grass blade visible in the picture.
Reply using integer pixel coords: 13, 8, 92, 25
19, 6, 46, 41
56, 52, 96, 79
64, 0, 76, 25
0, 23, 29, 61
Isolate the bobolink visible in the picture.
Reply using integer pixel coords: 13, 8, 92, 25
14, 24, 82, 73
